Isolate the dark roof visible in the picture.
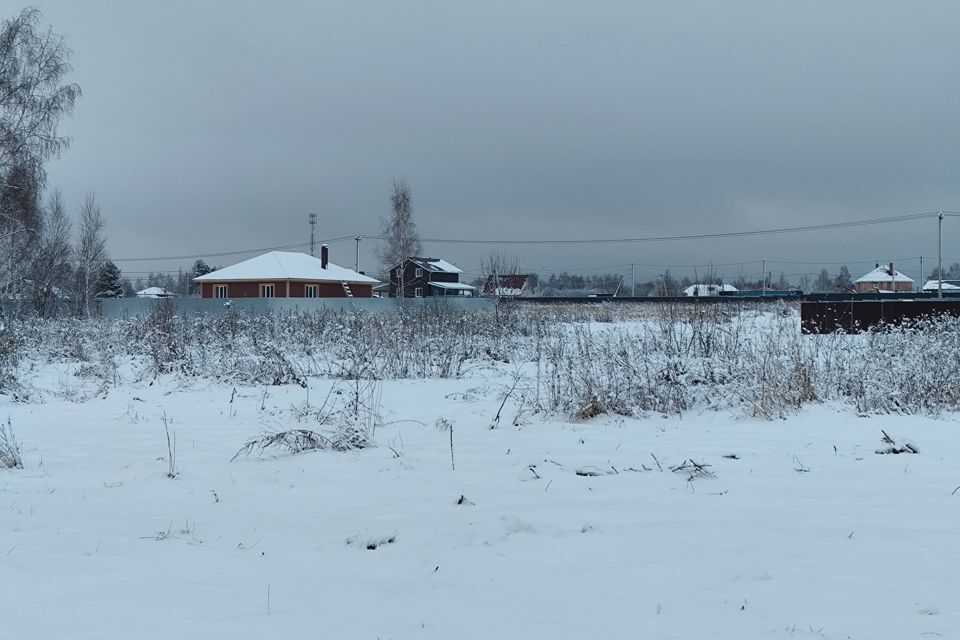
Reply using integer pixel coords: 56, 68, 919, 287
405, 257, 462, 273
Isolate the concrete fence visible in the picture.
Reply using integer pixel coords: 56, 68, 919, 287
98, 296, 495, 318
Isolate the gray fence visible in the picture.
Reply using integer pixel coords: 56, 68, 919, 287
98, 296, 495, 318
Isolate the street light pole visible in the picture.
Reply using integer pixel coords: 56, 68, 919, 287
355, 235, 361, 273
938, 210, 944, 299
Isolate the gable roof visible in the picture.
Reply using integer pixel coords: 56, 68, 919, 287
194, 251, 378, 284
408, 257, 463, 274
854, 265, 914, 284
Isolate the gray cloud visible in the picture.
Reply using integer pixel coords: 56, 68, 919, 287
35, 0, 960, 283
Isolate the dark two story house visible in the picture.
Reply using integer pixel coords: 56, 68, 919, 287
389, 257, 476, 297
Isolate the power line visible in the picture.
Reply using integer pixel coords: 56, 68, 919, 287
107, 209, 958, 265
360, 210, 951, 246
110, 236, 355, 263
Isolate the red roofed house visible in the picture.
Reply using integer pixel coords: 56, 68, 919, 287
481, 274, 534, 298
194, 246, 377, 298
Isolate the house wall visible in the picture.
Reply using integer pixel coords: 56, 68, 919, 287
854, 281, 913, 293
429, 272, 458, 284
350, 284, 373, 298
200, 282, 285, 298
202, 281, 373, 298
201, 282, 263, 298
391, 261, 433, 297
388, 260, 467, 297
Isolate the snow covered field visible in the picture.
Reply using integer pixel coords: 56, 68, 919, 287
2, 305, 958, 639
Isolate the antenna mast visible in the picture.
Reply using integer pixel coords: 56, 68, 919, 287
308, 213, 317, 256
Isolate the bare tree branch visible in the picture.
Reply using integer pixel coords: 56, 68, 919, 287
376, 177, 421, 298
0, 7, 81, 181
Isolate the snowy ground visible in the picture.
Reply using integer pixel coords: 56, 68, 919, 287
2, 366, 958, 639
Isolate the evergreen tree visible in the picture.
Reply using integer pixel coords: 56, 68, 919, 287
834, 265, 853, 291
94, 260, 124, 298
188, 259, 213, 295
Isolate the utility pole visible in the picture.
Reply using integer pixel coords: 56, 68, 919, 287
762, 259, 766, 295
354, 235, 361, 273
938, 210, 944, 299
631, 262, 635, 297
308, 213, 317, 257
919, 256, 923, 293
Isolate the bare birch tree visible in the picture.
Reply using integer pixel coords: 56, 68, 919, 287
28, 189, 71, 316
72, 193, 106, 316
481, 249, 519, 297
377, 178, 421, 298
0, 7, 81, 180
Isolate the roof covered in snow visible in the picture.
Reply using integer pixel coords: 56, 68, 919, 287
684, 283, 738, 296
428, 281, 476, 290
409, 257, 462, 274
921, 280, 960, 291
194, 251, 378, 284
854, 266, 914, 284
136, 287, 175, 297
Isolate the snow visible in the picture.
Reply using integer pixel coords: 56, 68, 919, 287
136, 286, 174, 297
3, 306, 960, 638
921, 280, 960, 291
413, 258, 463, 274
490, 287, 523, 296
428, 281, 476, 290
684, 283, 738, 296
2, 357, 958, 638
194, 251, 378, 284
854, 266, 914, 284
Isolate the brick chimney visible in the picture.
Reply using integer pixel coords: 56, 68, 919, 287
321, 244, 328, 269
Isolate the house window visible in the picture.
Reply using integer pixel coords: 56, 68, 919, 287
304, 284, 317, 298
415, 287, 423, 298
395, 268, 401, 278
214, 285, 228, 299
260, 284, 275, 298
415, 268, 423, 277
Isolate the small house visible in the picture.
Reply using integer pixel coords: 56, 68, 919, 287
481, 274, 533, 298
684, 283, 738, 297
389, 257, 476, 297
136, 287, 175, 298
194, 246, 377, 298
853, 264, 914, 293
921, 279, 960, 292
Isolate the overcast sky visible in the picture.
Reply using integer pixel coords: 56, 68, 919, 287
32, 0, 960, 284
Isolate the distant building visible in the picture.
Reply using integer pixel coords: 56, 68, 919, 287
921, 280, 960, 292
853, 264, 914, 293
684, 283, 738, 297
136, 287, 175, 298
389, 257, 476, 297
194, 247, 377, 298
481, 274, 534, 298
